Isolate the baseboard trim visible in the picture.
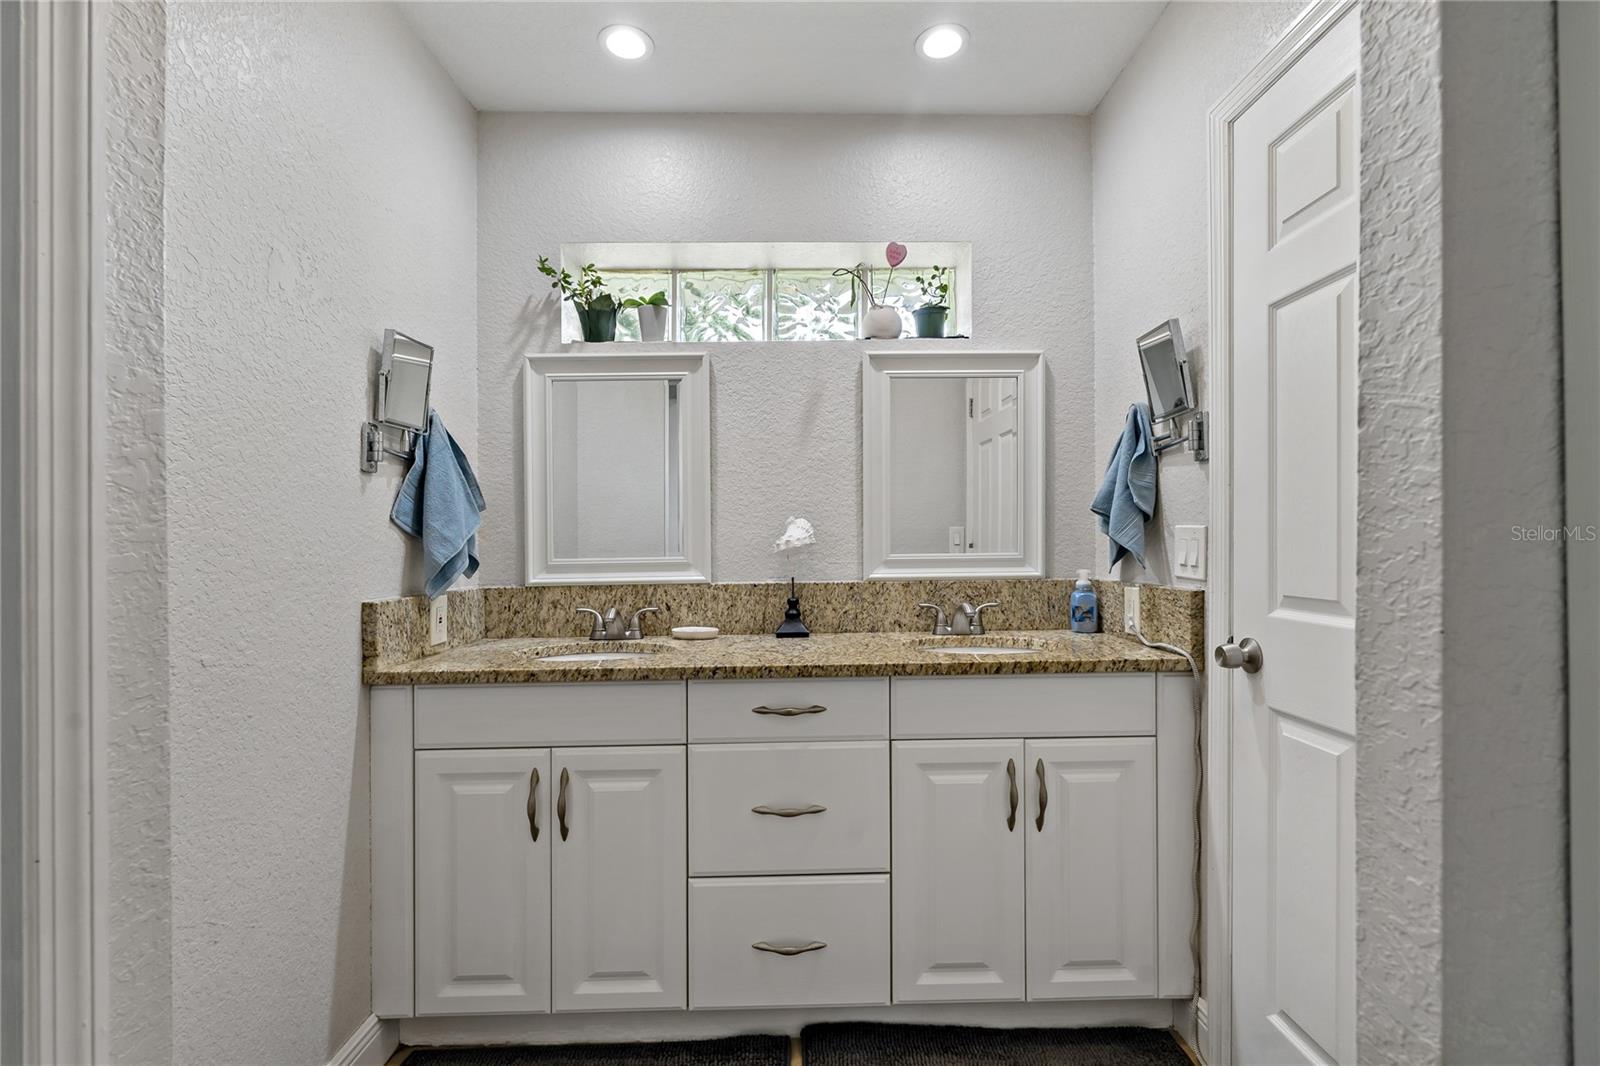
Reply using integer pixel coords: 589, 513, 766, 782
329, 1014, 400, 1066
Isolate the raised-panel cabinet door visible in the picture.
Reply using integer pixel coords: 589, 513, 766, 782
414, 748, 552, 1016
553, 746, 687, 1012
1025, 737, 1157, 1000
891, 740, 1025, 1003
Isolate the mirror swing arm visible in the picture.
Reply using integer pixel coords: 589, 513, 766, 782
1136, 318, 1208, 463
361, 328, 434, 473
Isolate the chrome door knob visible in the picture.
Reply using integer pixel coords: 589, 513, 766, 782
1214, 637, 1264, 673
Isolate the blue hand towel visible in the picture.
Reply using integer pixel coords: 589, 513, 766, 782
390, 410, 486, 599
1091, 403, 1158, 569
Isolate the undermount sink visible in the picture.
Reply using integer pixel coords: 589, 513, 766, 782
532, 642, 668, 664
921, 644, 1040, 656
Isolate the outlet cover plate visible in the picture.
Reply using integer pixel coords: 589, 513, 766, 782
1123, 584, 1141, 634
1174, 524, 1207, 581
430, 595, 449, 646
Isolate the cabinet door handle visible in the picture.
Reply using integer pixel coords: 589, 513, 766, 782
526, 766, 541, 843
1035, 758, 1048, 832
751, 803, 827, 818
557, 767, 570, 841
752, 940, 827, 956
1006, 758, 1018, 832
751, 705, 827, 717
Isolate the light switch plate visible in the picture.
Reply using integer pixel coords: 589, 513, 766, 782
948, 526, 966, 553
1174, 524, 1207, 581
429, 595, 449, 646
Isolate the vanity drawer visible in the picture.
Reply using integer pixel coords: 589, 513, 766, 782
891, 674, 1156, 738
688, 678, 888, 741
689, 874, 890, 1009
413, 682, 686, 748
689, 742, 888, 875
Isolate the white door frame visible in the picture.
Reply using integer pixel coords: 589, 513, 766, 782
1203, 3, 1356, 1062
9, 2, 110, 1061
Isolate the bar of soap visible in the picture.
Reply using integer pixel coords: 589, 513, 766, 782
671, 626, 720, 640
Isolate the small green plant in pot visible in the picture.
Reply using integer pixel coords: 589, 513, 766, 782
623, 290, 671, 342
912, 266, 951, 338
537, 257, 618, 342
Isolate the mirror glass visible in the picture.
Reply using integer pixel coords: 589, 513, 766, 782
548, 378, 682, 561
1137, 320, 1190, 422
887, 375, 1020, 556
384, 332, 434, 431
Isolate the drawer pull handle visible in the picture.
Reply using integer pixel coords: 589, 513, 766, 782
1006, 758, 1018, 832
1035, 758, 1048, 832
557, 767, 570, 841
527, 766, 541, 843
751, 705, 827, 717
751, 803, 827, 818
752, 940, 827, 956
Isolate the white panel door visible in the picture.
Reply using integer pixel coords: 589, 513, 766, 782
965, 376, 1019, 553
1025, 737, 1157, 1000
552, 746, 687, 1012
414, 748, 552, 1016
1229, 7, 1359, 1064
891, 740, 1025, 1002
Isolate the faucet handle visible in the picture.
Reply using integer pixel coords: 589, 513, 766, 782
970, 601, 1000, 635
575, 607, 605, 641
626, 607, 661, 640
918, 603, 952, 636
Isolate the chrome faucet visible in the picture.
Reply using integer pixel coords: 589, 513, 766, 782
917, 601, 1000, 636
575, 606, 660, 641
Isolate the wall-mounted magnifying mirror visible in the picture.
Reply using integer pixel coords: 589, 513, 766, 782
361, 329, 435, 472
1136, 318, 1192, 422
526, 353, 711, 584
863, 351, 1044, 579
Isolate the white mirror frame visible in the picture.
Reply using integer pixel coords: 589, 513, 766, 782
862, 349, 1045, 580
524, 352, 711, 585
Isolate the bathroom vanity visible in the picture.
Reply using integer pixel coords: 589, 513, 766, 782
367, 629, 1198, 1043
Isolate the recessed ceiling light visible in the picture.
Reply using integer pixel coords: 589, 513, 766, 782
600, 25, 653, 60
916, 24, 968, 60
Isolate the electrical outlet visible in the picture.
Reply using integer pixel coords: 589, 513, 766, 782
1123, 584, 1142, 635
429, 595, 449, 646
1173, 524, 1208, 581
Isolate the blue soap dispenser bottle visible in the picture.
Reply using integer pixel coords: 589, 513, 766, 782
1070, 569, 1099, 634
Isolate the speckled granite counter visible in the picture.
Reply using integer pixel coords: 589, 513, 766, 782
363, 630, 1191, 685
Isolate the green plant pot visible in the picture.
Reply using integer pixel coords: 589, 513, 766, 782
913, 305, 949, 339
578, 306, 618, 343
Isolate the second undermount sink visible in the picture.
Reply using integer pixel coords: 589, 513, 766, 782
532, 642, 668, 664
538, 651, 657, 663
916, 637, 1049, 657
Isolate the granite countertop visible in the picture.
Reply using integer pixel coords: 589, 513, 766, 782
363, 630, 1191, 685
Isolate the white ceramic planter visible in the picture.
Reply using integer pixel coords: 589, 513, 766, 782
636, 304, 670, 342
864, 305, 902, 340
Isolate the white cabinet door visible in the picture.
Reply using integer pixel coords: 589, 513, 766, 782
414, 748, 551, 1016
891, 740, 1025, 1003
552, 746, 687, 1012
1025, 737, 1157, 1000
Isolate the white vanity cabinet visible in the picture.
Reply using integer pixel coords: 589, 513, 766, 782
371, 671, 1197, 1032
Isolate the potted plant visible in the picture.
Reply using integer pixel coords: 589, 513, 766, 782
833, 242, 909, 340
537, 257, 618, 342
912, 265, 951, 338
623, 290, 671, 342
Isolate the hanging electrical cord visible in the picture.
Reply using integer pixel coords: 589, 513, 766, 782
1128, 621, 1205, 1002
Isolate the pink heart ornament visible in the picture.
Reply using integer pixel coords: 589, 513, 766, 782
885, 242, 907, 268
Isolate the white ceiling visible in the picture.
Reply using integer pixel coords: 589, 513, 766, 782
399, 2, 1166, 115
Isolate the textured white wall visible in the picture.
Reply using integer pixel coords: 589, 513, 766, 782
1358, 2, 1567, 1061
105, 3, 172, 1061
162, 3, 477, 1062
476, 113, 1094, 585
1089, 1, 1302, 583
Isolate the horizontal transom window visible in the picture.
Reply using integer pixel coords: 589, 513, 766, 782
557, 242, 972, 343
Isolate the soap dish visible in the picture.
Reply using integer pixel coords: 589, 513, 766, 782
671, 626, 720, 640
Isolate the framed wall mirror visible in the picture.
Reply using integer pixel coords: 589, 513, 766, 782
525, 353, 711, 584
862, 350, 1045, 579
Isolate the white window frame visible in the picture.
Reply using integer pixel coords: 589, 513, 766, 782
564, 242, 973, 343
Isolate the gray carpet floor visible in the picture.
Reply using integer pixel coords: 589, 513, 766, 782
401, 1034, 790, 1065
800, 1023, 1191, 1065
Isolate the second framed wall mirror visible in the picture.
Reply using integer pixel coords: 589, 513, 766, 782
524, 353, 711, 584
862, 350, 1045, 579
